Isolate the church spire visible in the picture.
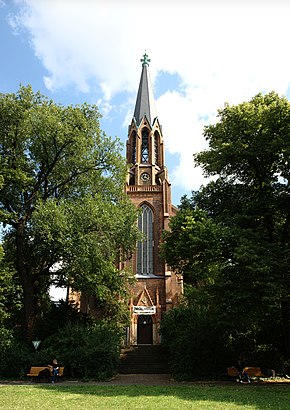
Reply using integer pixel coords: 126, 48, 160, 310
133, 52, 157, 126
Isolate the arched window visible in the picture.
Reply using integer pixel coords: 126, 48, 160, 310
131, 131, 137, 164
137, 205, 154, 275
141, 130, 149, 163
154, 132, 159, 166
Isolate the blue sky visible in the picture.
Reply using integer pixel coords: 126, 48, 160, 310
1, 0, 290, 206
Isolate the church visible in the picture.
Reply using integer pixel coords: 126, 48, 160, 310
70, 53, 183, 345
124, 53, 183, 345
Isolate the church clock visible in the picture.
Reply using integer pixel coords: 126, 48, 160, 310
141, 172, 150, 182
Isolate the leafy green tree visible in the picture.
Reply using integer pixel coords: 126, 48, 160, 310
162, 197, 227, 286
0, 235, 22, 356
0, 86, 139, 341
0, 174, 22, 330
162, 92, 290, 371
194, 92, 290, 358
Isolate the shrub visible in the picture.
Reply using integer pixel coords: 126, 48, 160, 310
0, 336, 34, 379
160, 304, 227, 380
161, 300, 287, 380
0, 326, 14, 355
34, 300, 95, 340
41, 321, 121, 380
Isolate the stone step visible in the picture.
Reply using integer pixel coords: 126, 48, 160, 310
119, 345, 170, 374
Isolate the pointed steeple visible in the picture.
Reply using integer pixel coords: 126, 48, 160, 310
133, 52, 157, 126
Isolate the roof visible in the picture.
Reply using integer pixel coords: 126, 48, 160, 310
133, 53, 157, 126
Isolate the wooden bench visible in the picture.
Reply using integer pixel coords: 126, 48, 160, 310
27, 366, 64, 382
243, 367, 267, 378
227, 367, 239, 377
227, 366, 270, 380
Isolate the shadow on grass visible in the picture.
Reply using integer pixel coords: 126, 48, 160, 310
33, 383, 290, 410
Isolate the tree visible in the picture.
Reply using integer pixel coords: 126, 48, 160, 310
162, 92, 290, 369
162, 196, 227, 286
195, 92, 290, 357
0, 85, 139, 341
0, 175, 22, 329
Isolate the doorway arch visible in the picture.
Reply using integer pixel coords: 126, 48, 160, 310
137, 315, 153, 344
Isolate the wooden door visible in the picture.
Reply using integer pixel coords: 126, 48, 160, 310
137, 315, 153, 344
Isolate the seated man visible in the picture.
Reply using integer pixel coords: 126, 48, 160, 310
48, 359, 59, 383
237, 355, 251, 383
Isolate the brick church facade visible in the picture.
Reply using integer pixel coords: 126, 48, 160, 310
124, 53, 183, 345
69, 54, 183, 345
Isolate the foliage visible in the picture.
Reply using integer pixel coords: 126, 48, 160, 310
39, 322, 121, 380
0, 239, 20, 365
196, 92, 290, 185
162, 92, 290, 378
0, 337, 34, 378
0, 242, 22, 328
0, 237, 22, 352
0, 326, 15, 362
161, 198, 227, 285
0, 85, 139, 340
160, 290, 227, 380
0, 321, 121, 381
33, 300, 95, 340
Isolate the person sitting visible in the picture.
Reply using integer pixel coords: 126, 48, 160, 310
48, 359, 59, 383
236, 355, 251, 383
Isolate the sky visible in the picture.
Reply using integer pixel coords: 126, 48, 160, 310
1, 0, 290, 206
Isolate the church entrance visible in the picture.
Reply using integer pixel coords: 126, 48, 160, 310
137, 315, 153, 344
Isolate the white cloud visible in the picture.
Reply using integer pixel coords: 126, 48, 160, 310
157, 90, 213, 192
10, 0, 290, 194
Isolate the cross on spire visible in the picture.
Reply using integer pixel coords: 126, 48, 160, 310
141, 51, 150, 66
134, 51, 156, 125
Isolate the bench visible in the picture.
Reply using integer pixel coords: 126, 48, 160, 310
243, 367, 267, 378
227, 367, 239, 377
227, 366, 271, 381
27, 366, 64, 382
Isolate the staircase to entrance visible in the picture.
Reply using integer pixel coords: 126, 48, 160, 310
119, 345, 170, 374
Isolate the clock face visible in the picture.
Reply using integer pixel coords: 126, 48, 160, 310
141, 172, 150, 182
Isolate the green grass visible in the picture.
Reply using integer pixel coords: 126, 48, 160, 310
0, 384, 289, 409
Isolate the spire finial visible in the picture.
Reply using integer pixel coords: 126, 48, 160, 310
141, 51, 150, 66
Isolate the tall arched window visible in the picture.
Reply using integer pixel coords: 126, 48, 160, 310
141, 130, 149, 163
137, 205, 154, 275
131, 131, 137, 164
154, 132, 159, 166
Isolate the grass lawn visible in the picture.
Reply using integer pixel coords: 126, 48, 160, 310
0, 383, 289, 410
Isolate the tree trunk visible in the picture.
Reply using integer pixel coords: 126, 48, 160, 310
16, 221, 35, 342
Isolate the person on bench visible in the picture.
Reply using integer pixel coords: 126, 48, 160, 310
237, 355, 251, 383
48, 359, 59, 383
